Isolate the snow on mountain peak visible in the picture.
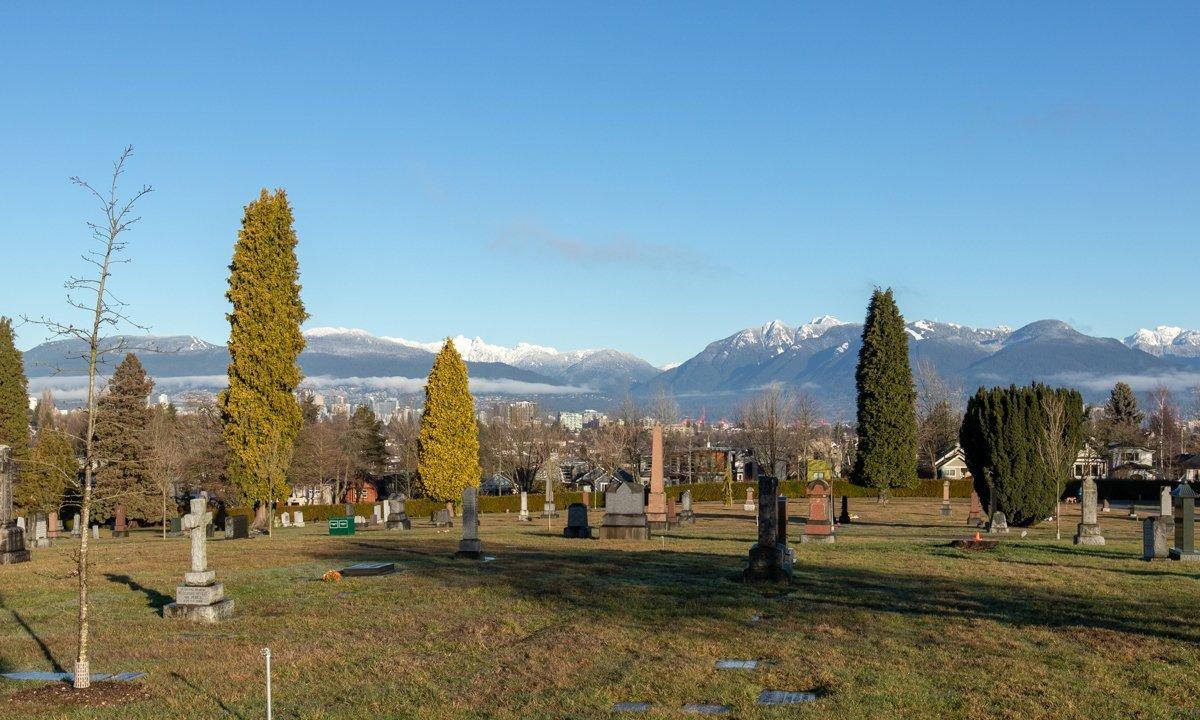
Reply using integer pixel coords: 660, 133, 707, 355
1125, 325, 1200, 357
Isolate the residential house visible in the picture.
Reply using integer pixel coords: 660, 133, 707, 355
934, 446, 971, 480
1107, 444, 1160, 480
1073, 443, 1106, 481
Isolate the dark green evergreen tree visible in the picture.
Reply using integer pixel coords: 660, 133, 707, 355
94, 353, 157, 522
0, 317, 30, 464
1105, 382, 1143, 427
852, 289, 918, 496
960, 383, 1084, 526
348, 405, 387, 478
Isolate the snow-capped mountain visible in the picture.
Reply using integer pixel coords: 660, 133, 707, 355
1125, 326, 1200, 358
303, 328, 658, 392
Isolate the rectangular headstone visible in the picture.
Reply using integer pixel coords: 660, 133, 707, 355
341, 561, 396, 577
757, 690, 819, 706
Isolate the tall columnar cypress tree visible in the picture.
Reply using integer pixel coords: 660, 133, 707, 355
218, 189, 307, 518
0, 317, 30, 463
418, 340, 481, 502
852, 288, 918, 495
960, 384, 1083, 526
94, 353, 157, 521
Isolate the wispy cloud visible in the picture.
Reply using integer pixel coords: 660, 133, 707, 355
1044, 371, 1200, 395
491, 221, 718, 277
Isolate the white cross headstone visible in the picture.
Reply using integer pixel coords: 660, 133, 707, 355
182, 498, 214, 579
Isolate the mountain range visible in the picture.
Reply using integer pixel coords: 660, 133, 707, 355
20, 319, 1200, 416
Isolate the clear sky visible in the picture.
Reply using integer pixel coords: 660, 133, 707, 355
1, 3, 1196, 366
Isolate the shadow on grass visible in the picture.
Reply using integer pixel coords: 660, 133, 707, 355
0, 592, 66, 674
104, 573, 172, 614
289, 535, 1200, 645
169, 671, 247, 719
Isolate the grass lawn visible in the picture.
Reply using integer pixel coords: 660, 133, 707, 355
1, 497, 1196, 719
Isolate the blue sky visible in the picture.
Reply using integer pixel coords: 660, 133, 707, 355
1, 3, 1196, 365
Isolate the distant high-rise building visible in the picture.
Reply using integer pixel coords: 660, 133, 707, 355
558, 411, 584, 432
158, 393, 170, 407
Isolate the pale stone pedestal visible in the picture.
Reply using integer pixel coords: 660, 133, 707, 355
1073, 522, 1105, 546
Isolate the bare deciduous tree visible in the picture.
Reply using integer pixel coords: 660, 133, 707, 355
25, 147, 151, 690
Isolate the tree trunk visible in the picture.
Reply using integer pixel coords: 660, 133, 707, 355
253, 503, 269, 531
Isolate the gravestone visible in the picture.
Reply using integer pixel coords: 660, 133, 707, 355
1161, 484, 1172, 518
987, 511, 1008, 534
386, 496, 411, 530
743, 487, 755, 512
91, 525, 99, 540
1169, 483, 1200, 561
356, 515, 368, 527
838, 495, 851, 525
280, 512, 291, 527
940, 480, 952, 517
431, 508, 453, 528
1128, 503, 1139, 520
1073, 477, 1105, 546
1142, 516, 1170, 560
16, 516, 24, 532
224, 515, 250, 540
646, 425, 669, 529
294, 510, 305, 528
802, 478, 834, 544
48, 511, 59, 539
1102, 499, 1111, 513
563, 502, 592, 538
776, 496, 789, 546
666, 496, 679, 527
33, 515, 50, 548
599, 481, 650, 540
71, 513, 81, 538
113, 505, 128, 538
744, 475, 792, 581
539, 459, 561, 518
455, 486, 483, 559
0, 445, 30, 564
164, 498, 234, 623
678, 490, 695, 524
328, 516, 356, 535
967, 492, 983, 526
518, 491, 531, 522
372, 505, 383, 525
581, 487, 591, 508
344, 502, 354, 517
168, 517, 183, 537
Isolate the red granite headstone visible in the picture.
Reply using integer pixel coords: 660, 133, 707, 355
968, 492, 982, 525
113, 504, 128, 538
804, 479, 833, 540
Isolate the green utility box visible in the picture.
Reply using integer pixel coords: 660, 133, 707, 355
329, 516, 356, 536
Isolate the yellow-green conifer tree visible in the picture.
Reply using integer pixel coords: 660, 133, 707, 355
218, 189, 307, 526
417, 340, 481, 502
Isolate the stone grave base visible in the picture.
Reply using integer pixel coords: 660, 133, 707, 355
940, 504, 952, 517
456, 539, 483, 559
1, 526, 31, 564
599, 522, 650, 541
743, 543, 793, 582
0, 549, 31, 564
950, 538, 998, 551
165, 598, 234, 623
1169, 548, 1200, 561
562, 525, 593, 539
386, 518, 411, 530
647, 520, 680, 531
33, 538, 51, 548
341, 561, 396, 576
1073, 523, 1105, 546
111, 530, 129, 538
800, 532, 835, 544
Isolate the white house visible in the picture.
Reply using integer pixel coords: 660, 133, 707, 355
1073, 443, 1106, 480
1108, 444, 1159, 480
935, 446, 971, 480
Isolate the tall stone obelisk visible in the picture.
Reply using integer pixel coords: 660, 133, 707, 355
0, 445, 31, 564
646, 424, 669, 529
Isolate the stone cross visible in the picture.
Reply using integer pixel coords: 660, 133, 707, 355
182, 498, 213, 575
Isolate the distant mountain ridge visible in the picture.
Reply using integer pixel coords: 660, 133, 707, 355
19, 319, 1200, 415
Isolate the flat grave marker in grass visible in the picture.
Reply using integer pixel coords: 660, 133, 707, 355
339, 561, 397, 577
682, 703, 731, 714
714, 659, 758, 669
757, 689, 820, 706
611, 701, 651, 712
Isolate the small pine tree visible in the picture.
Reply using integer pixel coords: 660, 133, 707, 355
348, 405, 387, 477
94, 353, 157, 522
219, 189, 307, 522
16, 427, 76, 516
417, 340, 481, 502
852, 289, 919, 496
0, 317, 30, 464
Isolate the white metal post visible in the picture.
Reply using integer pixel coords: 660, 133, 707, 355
261, 647, 273, 720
